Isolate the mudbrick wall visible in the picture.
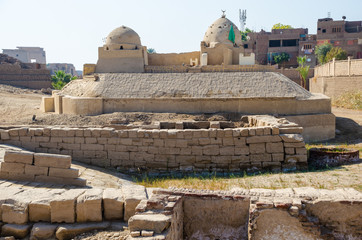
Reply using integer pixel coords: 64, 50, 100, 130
0, 118, 307, 174
0, 64, 51, 89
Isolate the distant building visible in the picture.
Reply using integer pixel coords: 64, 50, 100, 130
244, 28, 317, 67
47, 63, 78, 76
317, 17, 362, 59
2, 47, 46, 64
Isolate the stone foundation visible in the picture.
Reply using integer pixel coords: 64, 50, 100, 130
0, 116, 308, 173
129, 188, 362, 239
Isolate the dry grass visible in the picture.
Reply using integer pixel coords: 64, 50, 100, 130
137, 162, 362, 192
332, 91, 362, 110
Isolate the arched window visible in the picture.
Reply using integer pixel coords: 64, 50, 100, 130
135, 46, 138, 50
120, 46, 123, 50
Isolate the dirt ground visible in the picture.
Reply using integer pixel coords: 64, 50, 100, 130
0, 84, 360, 239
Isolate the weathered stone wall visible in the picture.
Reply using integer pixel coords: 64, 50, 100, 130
148, 52, 200, 66
0, 64, 51, 89
0, 123, 307, 173
310, 76, 362, 99
131, 188, 362, 239
315, 58, 362, 77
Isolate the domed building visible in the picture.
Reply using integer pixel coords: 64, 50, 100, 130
95, 25, 147, 73
200, 13, 248, 65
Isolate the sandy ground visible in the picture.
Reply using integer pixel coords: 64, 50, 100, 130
0, 84, 360, 239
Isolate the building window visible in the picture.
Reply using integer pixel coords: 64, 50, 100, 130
322, 29, 326, 33
282, 39, 298, 47
269, 40, 281, 47
244, 44, 249, 49
304, 44, 312, 49
332, 27, 342, 33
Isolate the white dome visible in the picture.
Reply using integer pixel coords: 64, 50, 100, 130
203, 17, 242, 46
105, 25, 141, 46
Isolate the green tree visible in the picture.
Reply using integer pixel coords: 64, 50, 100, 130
296, 56, 310, 89
325, 47, 348, 62
273, 52, 290, 68
272, 23, 293, 30
240, 28, 253, 42
147, 48, 156, 54
315, 43, 333, 64
51, 70, 77, 90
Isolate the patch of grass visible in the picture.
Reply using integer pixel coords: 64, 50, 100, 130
332, 91, 362, 110
136, 163, 362, 192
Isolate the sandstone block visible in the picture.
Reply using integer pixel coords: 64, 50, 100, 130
29, 201, 51, 222
210, 121, 220, 129
50, 189, 85, 223
246, 135, 281, 144
222, 138, 234, 146
1, 224, 31, 239
280, 134, 304, 143
202, 145, 220, 156
284, 142, 305, 148
0, 131, 10, 140
7, 172, 35, 182
266, 142, 284, 153
1, 203, 28, 224
30, 223, 57, 240
76, 189, 103, 222
235, 146, 249, 155
285, 147, 295, 155
103, 188, 124, 221
49, 167, 79, 179
123, 184, 147, 221
0, 162, 25, 174
3, 151, 33, 164
272, 153, 284, 162
286, 155, 308, 163
25, 165, 48, 176
128, 214, 171, 234
249, 143, 265, 154
55, 222, 110, 240
34, 153, 71, 169
279, 127, 303, 134
295, 147, 307, 155
219, 147, 235, 156
250, 154, 271, 162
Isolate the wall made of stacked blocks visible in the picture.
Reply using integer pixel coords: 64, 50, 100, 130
0, 125, 307, 173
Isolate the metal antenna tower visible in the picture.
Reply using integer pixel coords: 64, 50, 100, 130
239, 9, 247, 31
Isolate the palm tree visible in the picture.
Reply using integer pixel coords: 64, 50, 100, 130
296, 56, 310, 89
51, 70, 77, 90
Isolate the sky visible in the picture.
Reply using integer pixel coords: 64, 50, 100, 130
1, 0, 361, 70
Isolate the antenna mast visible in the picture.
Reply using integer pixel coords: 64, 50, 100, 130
239, 9, 247, 31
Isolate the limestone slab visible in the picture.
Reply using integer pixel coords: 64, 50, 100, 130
76, 189, 103, 222
55, 222, 110, 240
3, 151, 33, 164
30, 223, 57, 240
48, 167, 79, 179
50, 189, 85, 223
34, 153, 71, 169
103, 188, 124, 221
128, 214, 171, 234
1, 203, 28, 224
123, 184, 147, 221
1, 224, 31, 239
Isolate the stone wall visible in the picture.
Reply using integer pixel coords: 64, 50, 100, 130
130, 187, 362, 239
0, 118, 307, 173
148, 51, 200, 66
0, 64, 51, 89
310, 76, 362, 99
315, 58, 362, 77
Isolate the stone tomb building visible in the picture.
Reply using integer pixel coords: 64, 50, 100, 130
42, 14, 335, 143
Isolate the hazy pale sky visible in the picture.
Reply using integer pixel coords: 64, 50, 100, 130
1, 0, 361, 70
